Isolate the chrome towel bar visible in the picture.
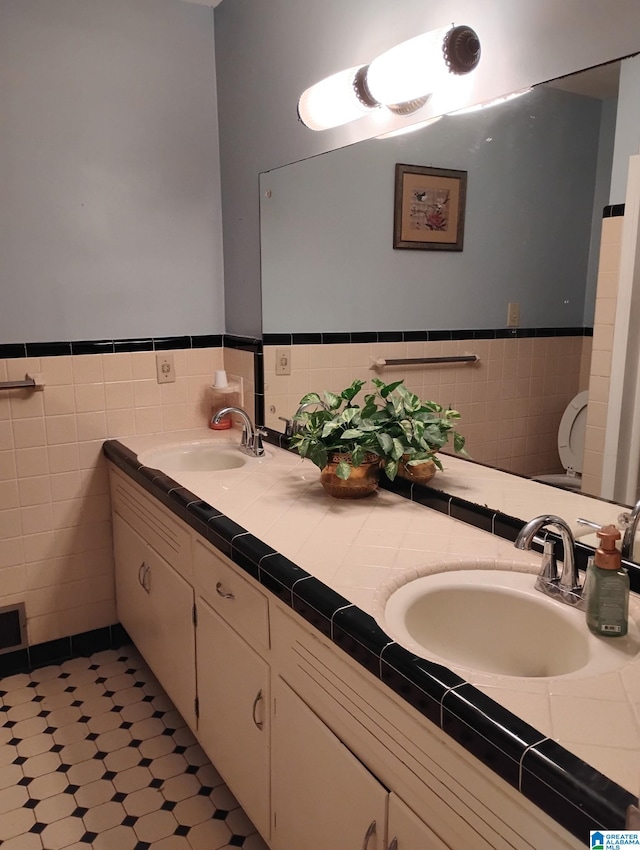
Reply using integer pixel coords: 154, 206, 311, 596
371, 354, 479, 369
0, 373, 45, 391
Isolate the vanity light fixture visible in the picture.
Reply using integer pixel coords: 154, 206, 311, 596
297, 65, 379, 131
297, 24, 481, 132
365, 25, 481, 114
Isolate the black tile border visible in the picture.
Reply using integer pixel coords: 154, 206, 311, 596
0, 334, 234, 359
603, 203, 625, 218
102, 437, 639, 837
263, 327, 592, 345
0, 624, 130, 678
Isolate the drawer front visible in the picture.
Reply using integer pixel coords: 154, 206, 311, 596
194, 538, 269, 651
109, 466, 192, 582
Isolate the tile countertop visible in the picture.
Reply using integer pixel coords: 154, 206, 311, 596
104, 428, 640, 838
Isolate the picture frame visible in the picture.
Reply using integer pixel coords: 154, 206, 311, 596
393, 163, 467, 251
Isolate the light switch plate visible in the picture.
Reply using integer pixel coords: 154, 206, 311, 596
276, 348, 291, 376
156, 353, 176, 383
507, 302, 520, 327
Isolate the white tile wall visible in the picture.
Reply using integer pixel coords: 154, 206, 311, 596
0, 346, 256, 648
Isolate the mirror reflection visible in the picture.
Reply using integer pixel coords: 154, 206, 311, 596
259, 59, 637, 547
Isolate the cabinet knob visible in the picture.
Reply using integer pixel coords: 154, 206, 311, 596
215, 582, 235, 600
362, 820, 377, 849
252, 689, 264, 730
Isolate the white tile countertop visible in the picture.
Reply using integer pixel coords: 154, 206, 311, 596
111, 428, 640, 799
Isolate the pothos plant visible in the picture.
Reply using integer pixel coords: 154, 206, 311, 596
289, 378, 466, 482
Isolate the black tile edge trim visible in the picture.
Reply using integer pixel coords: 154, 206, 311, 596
231, 535, 276, 581
380, 644, 464, 726
332, 607, 392, 676
291, 576, 351, 639
442, 684, 547, 790
224, 334, 262, 352
25, 342, 72, 357
449, 498, 495, 533
71, 340, 115, 356
0, 343, 27, 358
191, 334, 224, 349
521, 739, 637, 839
603, 203, 625, 218
262, 328, 590, 345
0, 624, 130, 677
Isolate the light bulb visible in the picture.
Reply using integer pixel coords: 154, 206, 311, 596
298, 66, 378, 131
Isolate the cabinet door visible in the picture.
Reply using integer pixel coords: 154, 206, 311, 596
272, 678, 387, 850
388, 793, 450, 850
196, 598, 270, 840
113, 515, 197, 730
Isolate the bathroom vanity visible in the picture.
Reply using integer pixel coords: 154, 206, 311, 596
104, 430, 640, 849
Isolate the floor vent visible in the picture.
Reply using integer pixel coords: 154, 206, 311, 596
0, 603, 27, 655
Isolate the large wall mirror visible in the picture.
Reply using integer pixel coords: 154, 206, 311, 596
258, 55, 640, 559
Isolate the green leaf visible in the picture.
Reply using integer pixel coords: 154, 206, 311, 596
351, 445, 365, 467
391, 438, 405, 460
341, 428, 364, 440
383, 459, 398, 481
335, 460, 352, 480
323, 391, 342, 410
377, 432, 393, 454
297, 391, 323, 406
341, 379, 365, 403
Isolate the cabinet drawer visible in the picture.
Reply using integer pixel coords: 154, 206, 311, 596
109, 466, 192, 582
194, 538, 269, 651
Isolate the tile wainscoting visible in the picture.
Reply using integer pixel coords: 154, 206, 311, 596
263, 329, 592, 478
0, 336, 258, 650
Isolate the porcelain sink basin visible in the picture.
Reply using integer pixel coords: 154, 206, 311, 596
139, 442, 249, 473
383, 568, 640, 679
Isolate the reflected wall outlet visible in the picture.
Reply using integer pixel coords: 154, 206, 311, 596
156, 353, 176, 383
507, 302, 520, 327
276, 348, 291, 376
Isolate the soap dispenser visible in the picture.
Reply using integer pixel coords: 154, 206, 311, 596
585, 524, 629, 637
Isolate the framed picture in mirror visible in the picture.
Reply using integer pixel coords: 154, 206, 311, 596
393, 163, 467, 251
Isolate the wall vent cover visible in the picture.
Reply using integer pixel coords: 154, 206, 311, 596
0, 603, 27, 655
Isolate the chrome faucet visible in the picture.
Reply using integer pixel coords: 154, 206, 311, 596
212, 407, 267, 457
289, 399, 330, 435
514, 514, 584, 608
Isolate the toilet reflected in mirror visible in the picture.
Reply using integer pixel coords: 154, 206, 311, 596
534, 390, 588, 492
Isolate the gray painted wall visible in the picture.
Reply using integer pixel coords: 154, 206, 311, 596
261, 87, 608, 333
215, 0, 640, 337
0, 0, 223, 344
610, 55, 640, 203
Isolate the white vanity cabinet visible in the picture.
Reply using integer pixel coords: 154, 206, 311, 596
108, 462, 585, 850
193, 539, 271, 840
110, 472, 197, 731
272, 676, 438, 850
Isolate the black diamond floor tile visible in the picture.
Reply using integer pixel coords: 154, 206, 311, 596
0, 645, 268, 850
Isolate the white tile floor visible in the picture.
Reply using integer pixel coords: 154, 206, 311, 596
0, 646, 269, 850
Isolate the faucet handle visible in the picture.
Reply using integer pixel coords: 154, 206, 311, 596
278, 417, 293, 437
535, 539, 559, 588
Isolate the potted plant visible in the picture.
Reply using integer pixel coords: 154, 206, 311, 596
289, 378, 466, 498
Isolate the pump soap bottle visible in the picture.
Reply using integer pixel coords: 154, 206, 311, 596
585, 524, 629, 637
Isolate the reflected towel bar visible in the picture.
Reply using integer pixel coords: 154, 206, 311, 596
0, 374, 44, 391
371, 354, 479, 369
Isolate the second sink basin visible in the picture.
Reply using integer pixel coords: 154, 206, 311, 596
383, 567, 640, 679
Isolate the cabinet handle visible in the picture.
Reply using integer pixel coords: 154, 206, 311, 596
142, 563, 151, 594
388, 839, 398, 850
362, 820, 376, 849
252, 689, 264, 730
138, 561, 148, 588
215, 581, 235, 600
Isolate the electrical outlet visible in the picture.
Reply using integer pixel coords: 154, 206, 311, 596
156, 353, 176, 384
276, 348, 291, 376
507, 302, 520, 327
